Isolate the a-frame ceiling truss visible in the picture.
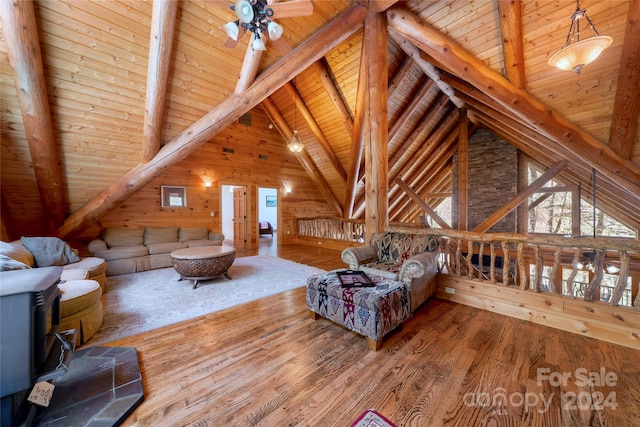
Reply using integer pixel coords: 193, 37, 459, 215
2, 1, 639, 239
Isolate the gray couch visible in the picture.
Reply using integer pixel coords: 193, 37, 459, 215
88, 226, 224, 276
341, 231, 440, 313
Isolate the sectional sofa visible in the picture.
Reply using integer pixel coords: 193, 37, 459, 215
88, 226, 224, 276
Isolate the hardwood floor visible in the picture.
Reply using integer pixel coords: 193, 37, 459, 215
104, 236, 639, 426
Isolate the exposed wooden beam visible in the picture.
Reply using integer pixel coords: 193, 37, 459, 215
261, 98, 343, 216
283, 82, 347, 181
235, 37, 264, 93
389, 128, 458, 220
395, 178, 451, 229
388, 56, 414, 99
473, 160, 568, 233
0, 0, 65, 234
381, 112, 458, 220
389, 31, 464, 108
141, 0, 178, 163
271, 38, 354, 165
363, 10, 388, 238
497, 0, 525, 89
314, 58, 354, 137
359, 0, 401, 13
609, 0, 640, 160
57, 5, 367, 238
389, 78, 434, 141
457, 107, 468, 230
387, 7, 640, 199
389, 93, 450, 178
449, 71, 640, 228
470, 107, 640, 231
344, 30, 370, 218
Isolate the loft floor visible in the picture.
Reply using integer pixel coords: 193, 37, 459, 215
103, 237, 640, 426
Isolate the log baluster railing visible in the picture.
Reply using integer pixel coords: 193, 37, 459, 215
295, 218, 639, 310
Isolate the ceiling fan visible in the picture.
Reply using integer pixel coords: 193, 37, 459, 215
208, 0, 313, 50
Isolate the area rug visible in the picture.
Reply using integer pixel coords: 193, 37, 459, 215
83, 255, 323, 347
350, 409, 397, 427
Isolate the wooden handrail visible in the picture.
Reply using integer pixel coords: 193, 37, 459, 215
296, 217, 640, 309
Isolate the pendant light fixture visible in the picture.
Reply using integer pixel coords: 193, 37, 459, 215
547, 0, 612, 74
287, 79, 304, 153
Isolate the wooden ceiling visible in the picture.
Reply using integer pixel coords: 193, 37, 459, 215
1, 0, 639, 238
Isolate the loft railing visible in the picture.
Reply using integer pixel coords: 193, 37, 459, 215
297, 217, 365, 242
295, 217, 640, 310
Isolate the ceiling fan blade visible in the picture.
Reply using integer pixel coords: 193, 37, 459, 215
268, 0, 313, 19
204, 0, 233, 8
224, 30, 245, 48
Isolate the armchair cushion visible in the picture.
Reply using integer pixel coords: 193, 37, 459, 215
342, 231, 440, 313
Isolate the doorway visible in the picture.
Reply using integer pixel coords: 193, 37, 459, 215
258, 187, 278, 240
221, 184, 247, 248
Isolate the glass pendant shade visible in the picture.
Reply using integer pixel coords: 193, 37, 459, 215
235, 0, 254, 24
267, 22, 283, 40
222, 21, 240, 41
548, 36, 612, 73
288, 130, 304, 153
252, 35, 266, 51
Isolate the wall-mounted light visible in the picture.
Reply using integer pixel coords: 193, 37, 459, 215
284, 184, 291, 194
204, 180, 212, 188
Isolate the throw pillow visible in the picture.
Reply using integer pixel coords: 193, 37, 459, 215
20, 237, 81, 267
0, 254, 32, 271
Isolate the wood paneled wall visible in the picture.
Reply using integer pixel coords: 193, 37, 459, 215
69, 108, 336, 251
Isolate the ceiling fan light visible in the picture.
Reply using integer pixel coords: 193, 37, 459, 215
548, 36, 612, 73
267, 21, 283, 40
222, 21, 240, 41
288, 130, 304, 153
235, 0, 254, 24
252, 35, 266, 51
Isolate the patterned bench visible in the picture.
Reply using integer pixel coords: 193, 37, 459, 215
306, 271, 410, 351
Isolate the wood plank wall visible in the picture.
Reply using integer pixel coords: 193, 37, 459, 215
66, 108, 336, 252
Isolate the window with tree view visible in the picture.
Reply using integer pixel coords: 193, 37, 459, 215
526, 163, 635, 238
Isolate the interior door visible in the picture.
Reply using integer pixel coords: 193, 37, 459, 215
233, 187, 246, 248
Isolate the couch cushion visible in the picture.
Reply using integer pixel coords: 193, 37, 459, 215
144, 226, 179, 245
0, 241, 35, 266
185, 239, 219, 248
21, 237, 81, 267
93, 245, 149, 261
179, 227, 209, 243
146, 241, 186, 255
0, 254, 32, 271
103, 228, 144, 247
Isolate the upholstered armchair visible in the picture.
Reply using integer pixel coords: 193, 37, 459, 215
341, 231, 439, 312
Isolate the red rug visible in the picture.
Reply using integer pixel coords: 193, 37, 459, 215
350, 409, 397, 427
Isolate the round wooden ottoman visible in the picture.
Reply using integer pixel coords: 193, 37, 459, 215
58, 279, 104, 346
170, 245, 236, 288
